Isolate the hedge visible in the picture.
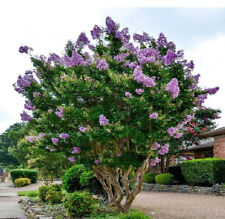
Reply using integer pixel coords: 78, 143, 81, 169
180, 158, 225, 185
155, 173, 174, 184
10, 169, 38, 183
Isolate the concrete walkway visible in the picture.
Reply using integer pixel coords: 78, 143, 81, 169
132, 191, 225, 219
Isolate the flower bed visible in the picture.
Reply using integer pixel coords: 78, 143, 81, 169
143, 183, 225, 195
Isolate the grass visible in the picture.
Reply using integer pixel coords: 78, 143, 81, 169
17, 190, 38, 197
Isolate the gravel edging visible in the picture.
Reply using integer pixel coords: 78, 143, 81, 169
143, 183, 225, 195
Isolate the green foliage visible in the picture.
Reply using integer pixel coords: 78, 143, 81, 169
38, 185, 49, 202
143, 172, 155, 183
45, 184, 62, 205
168, 165, 185, 184
62, 164, 84, 192
155, 173, 174, 184
181, 158, 225, 185
14, 177, 31, 187
17, 190, 38, 197
63, 190, 95, 218
117, 210, 151, 219
10, 169, 38, 183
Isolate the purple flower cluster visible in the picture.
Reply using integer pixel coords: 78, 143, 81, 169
162, 50, 177, 66
205, 87, 219, 95
95, 159, 100, 164
59, 133, 69, 139
79, 126, 87, 133
123, 42, 137, 54
72, 147, 81, 154
63, 51, 88, 67
96, 59, 109, 71
26, 136, 35, 143
115, 28, 130, 43
99, 114, 109, 126
152, 142, 160, 150
114, 53, 129, 62
36, 133, 45, 141
149, 112, 158, 119
33, 92, 41, 98
75, 32, 90, 49
150, 157, 161, 166
55, 108, 64, 118
157, 33, 167, 47
124, 60, 138, 69
51, 137, 59, 145
24, 100, 36, 111
197, 94, 207, 105
167, 41, 176, 50
47, 53, 62, 66
68, 157, 75, 162
125, 92, 133, 99
133, 66, 156, 88
158, 144, 169, 155
21, 111, 33, 121
137, 48, 160, 65
91, 25, 103, 40
189, 74, 200, 90
167, 127, 178, 137
106, 16, 117, 34
133, 32, 152, 43
174, 132, 183, 138
165, 78, 179, 98
135, 89, 144, 95
19, 45, 33, 54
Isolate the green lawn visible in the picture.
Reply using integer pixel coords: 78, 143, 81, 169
17, 190, 38, 197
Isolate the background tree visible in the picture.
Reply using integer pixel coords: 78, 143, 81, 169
14, 17, 219, 212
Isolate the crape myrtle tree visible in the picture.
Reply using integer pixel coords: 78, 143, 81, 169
158, 107, 221, 173
14, 17, 219, 212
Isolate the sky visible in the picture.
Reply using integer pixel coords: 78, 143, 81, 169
0, 1, 225, 133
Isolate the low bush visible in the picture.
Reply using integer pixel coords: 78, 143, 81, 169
143, 172, 155, 183
10, 169, 38, 183
117, 209, 151, 219
155, 173, 174, 184
169, 165, 185, 184
38, 185, 49, 202
14, 178, 31, 187
39, 184, 62, 204
17, 190, 38, 197
181, 158, 225, 185
63, 191, 95, 218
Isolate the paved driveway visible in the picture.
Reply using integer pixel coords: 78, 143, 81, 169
132, 191, 225, 219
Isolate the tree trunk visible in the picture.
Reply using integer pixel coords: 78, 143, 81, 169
92, 155, 150, 213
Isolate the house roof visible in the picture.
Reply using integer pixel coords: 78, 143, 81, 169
201, 127, 225, 137
188, 138, 214, 151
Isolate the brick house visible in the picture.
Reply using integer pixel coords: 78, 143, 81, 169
188, 127, 225, 159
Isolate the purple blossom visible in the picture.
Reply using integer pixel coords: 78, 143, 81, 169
149, 112, 158, 119
88, 44, 95, 50
133, 32, 152, 43
205, 87, 219, 95
133, 66, 156, 88
115, 28, 130, 43
75, 32, 90, 49
99, 114, 109, 126
135, 89, 144, 95
63, 51, 88, 67
33, 92, 41, 98
165, 78, 179, 98
72, 147, 81, 154
158, 144, 169, 155
95, 159, 100, 164
137, 48, 160, 65
125, 92, 133, 99
157, 33, 167, 47
21, 111, 33, 121
19, 45, 33, 54
184, 115, 193, 124
91, 25, 103, 39
167, 41, 176, 50
197, 94, 207, 105
162, 50, 177, 66
36, 133, 46, 140
123, 42, 137, 54
152, 142, 160, 150
106, 16, 117, 34
124, 61, 138, 69
176, 50, 184, 59
47, 53, 62, 66
96, 59, 109, 71
55, 108, 64, 118
59, 133, 69, 139
167, 127, 178, 137
51, 137, 59, 145
187, 60, 194, 70
114, 53, 129, 62
26, 136, 35, 143
68, 157, 75, 162
174, 132, 183, 139
79, 127, 87, 133
150, 157, 161, 166
24, 100, 36, 111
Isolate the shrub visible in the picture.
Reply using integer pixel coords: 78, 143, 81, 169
180, 158, 225, 185
14, 178, 31, 187
63, 191, 95, 218
155, 173, 174, 184
38, 185, 50, 202
143, 172, 155, 183
62, 165, 84, 192
118, 209, 151, 219
17, 190, 38, 197
10, 169, 38, 183
45, 185, 62, 205
168, 165, 185, 184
